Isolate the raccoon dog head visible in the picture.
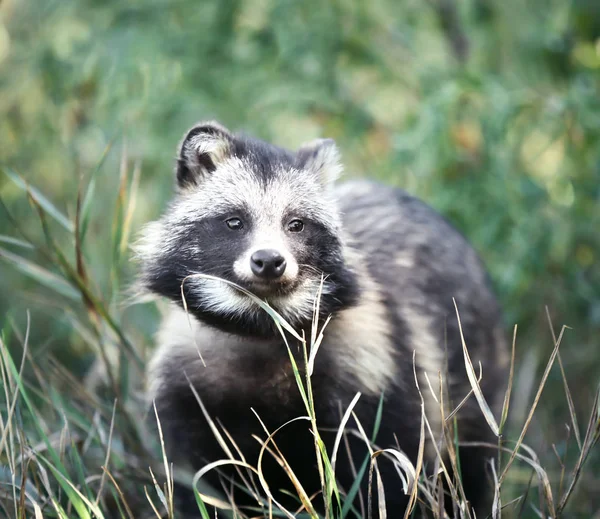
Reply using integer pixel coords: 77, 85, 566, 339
136, 122, 358, 337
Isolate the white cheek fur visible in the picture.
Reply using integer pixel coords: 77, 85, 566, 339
188, 276, 332, 324
191, 279, 256, 316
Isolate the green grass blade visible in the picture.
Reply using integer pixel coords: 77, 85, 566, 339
39, 454, 104, 519
0, 235, 34, 249
110, 144, 128, 281
371, 392, 384, 443
0, 246, 79, 299
0, 340, 68, 474
192, 487, 212, 519
80, 136, 118, 244
69, 436, 95, 503
2, 167, 74, 233
79, 175, 97, 245
340, 456, 369, 519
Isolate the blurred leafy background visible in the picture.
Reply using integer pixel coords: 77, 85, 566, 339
0, 0, 599, 516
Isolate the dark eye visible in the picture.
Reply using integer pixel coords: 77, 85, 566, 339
287, 219, 304, 233
226, 217, 244, 230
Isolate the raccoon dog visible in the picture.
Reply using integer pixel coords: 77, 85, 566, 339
137, 121, 508, 517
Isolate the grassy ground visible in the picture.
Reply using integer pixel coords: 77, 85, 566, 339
1, 0, 599, 517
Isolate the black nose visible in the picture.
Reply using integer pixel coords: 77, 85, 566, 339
250, 249, 287, 280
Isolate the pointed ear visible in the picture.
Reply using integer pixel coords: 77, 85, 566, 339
176, 121, 233, 188
296, 138, 343, 187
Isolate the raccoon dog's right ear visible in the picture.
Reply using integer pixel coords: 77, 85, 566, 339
176, 121, 233, 188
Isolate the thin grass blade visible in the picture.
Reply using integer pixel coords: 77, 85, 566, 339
0, 246, 79, 300
0, 235, 34, 249
499, 325, 568, 483
499, 324, 517, 432
3, 167, 74, 232
545, 307, 582, 451
453, 299, 499, 436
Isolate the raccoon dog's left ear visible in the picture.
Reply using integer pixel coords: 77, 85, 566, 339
176, 121, 233, 189
296, 138, 343, 187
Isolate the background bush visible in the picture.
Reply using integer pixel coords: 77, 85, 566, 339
0, 0, 599, 517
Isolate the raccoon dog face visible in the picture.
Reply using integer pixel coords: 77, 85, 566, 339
137, 122, 358, 337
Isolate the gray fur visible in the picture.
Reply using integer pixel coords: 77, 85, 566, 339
139, 122, 508, 516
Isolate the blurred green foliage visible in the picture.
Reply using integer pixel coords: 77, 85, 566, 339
0, 0, 599, 514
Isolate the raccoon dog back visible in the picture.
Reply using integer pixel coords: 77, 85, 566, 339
137, 121, 508, 517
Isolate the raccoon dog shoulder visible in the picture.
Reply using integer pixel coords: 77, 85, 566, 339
137, 121, 508, 516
